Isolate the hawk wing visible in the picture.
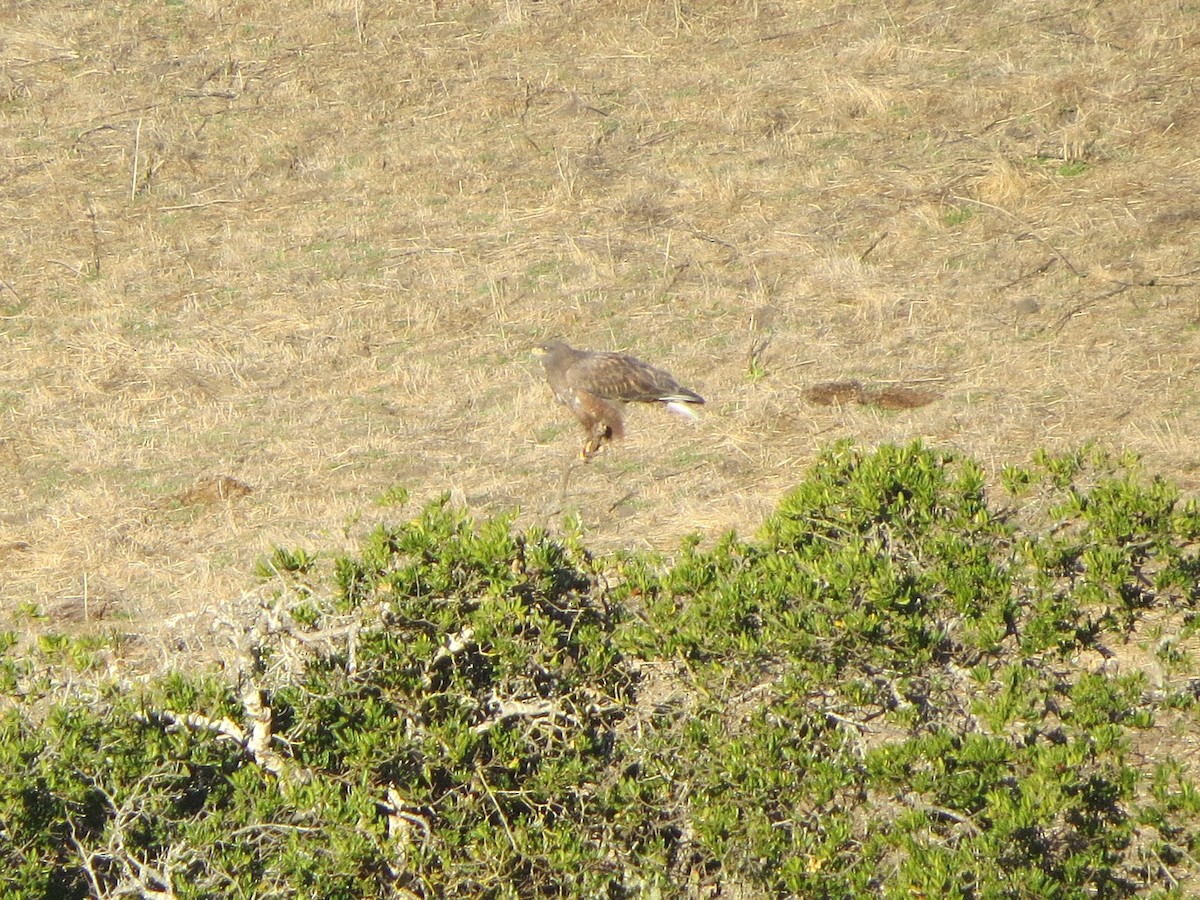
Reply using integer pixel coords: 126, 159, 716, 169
567, 352, 703, 404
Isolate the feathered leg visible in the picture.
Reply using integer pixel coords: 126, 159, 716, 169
580, 424, 611, 461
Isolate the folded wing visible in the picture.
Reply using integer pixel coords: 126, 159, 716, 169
568, 352, 705, 406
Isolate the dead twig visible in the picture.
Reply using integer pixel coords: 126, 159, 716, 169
49, 259, 89, 278
157, 198, 242, 212
66, 778, 193, 900
950, 194, 1084, 279
131, 117, 142, 202
472, 694, 577, 734
901, 792, 982, 837
86, 195, 101, 276
1000, 257, 1057, 291
0, 276, 23, 306
859, 231, 888, 263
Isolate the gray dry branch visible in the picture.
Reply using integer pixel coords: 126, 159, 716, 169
67, 778, 196, 900
137, 681, 298, 785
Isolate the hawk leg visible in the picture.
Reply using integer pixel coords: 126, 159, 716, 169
580, 423, 614, 461
571, 392, 623, 462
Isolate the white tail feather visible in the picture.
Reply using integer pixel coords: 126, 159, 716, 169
665, 400, 701, 420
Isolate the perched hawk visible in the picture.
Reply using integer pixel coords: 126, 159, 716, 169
533, 340, 705, 460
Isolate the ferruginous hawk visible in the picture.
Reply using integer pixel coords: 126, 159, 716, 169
533, 340, 705, 461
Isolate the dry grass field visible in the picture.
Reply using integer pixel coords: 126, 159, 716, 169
3, 0, 1200, 666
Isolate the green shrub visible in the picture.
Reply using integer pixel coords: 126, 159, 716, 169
3, 444, 1199, 897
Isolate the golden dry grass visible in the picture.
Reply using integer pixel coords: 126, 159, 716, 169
3, 0, 1200, 664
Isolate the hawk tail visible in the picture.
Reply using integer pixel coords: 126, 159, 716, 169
665, 400, 702, 420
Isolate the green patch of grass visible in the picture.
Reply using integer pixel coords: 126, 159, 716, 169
253, 545, 318, 579
375, 483, 410, 507
0, 389, 24, 414
1029, 156, 1091, 179
534, 423, 566, 444
34, 633, 110, 671
942, 204, 975, 227
522, 258, 562, 289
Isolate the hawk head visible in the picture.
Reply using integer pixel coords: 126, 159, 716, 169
531, 340, 569, 359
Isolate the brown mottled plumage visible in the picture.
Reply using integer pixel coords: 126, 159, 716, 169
532, 340, 705, 460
